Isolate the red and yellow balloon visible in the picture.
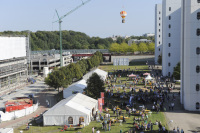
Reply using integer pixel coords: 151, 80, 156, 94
120, 11, 127, 23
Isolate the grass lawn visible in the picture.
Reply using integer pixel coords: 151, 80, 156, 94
15, 63, 168, 133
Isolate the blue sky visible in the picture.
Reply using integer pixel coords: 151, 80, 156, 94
0, 0, 162, 38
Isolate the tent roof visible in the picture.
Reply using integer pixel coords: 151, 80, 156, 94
143, 73, 150, 76
63, 79, 87, 98
44, 93, 97, 116
83, 68, 108, 81
128, 74, 136, 77
145, 74, 153, 80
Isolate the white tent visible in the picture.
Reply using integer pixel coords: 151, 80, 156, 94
63, 79, 87, 98
43, 93, 98, 126
145, 75, 153, 85
83, 68, 108, 81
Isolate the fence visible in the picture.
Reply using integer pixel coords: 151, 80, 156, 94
0, 103, 38, 122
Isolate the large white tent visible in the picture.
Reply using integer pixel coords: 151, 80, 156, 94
63, 79, 87, 98
43, 93, 98, 126
83, 68, 108, 81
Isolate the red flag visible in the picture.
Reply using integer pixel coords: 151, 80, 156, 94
98, 98, 103, 113
100, 92, 104, 105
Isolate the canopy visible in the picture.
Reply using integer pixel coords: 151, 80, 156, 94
63, 79, 87, 98
83, 68, 108, 81
43, 93, 98, 126
128, 74, 136, 77
143, 73, 150, 76
145, 74, 153, 80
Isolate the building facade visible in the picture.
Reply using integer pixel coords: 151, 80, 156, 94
181, 0, 200, 111
162, 0, 181, 76
155, 4, 163, 64
128, 39, 152, 46
31, 53, 73, 73
0, 36, 28, 93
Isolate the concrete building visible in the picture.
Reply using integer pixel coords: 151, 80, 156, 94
143, 33, 155, 37
0, 36, 28, 93
31, 53, 73, 73
155, 4, 163, 64
128, 39, 152, 46
181, 0, 200, 111
162, 0, 182, 76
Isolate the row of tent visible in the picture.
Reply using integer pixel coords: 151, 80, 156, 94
43, 68, 108, 126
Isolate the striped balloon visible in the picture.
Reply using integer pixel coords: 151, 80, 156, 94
120, 11, 127, 19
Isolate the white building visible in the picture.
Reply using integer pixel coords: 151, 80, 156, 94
143, 33, 155, 37
155, 4, 163, 64
162, 0, 181, 76
128, 39, 152, 46
181, 0, 200, 111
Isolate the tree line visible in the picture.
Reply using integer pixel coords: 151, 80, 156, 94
109, 42, 155, 54
0, 31, 154, 52
0, 31, 113, 51
44, 51, 103, 92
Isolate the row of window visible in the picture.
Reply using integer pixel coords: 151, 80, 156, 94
68, 116, 84, 124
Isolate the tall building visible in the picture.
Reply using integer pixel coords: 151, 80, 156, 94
181, 0, 200, 111
162, 0, 181, 76
0, 36, 28, 93
155, 4, 163, 64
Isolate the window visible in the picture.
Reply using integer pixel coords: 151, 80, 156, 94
198, 0, 200, 3
196, 29, 200, 36
169, 16, 171, 20
196, 84, 200, 91
68, 117, 73, 124
196, 66, 200, 73
159, 35, 160, 38
159, 11, 161, 14
168, 43, 171, 47
196, 102, 199, 109
197, 47, 200, 55
197, 12, 200, 20
159, 23, 161, 26
168, 53, 171, 57
169, 7, 171, 11
168, 62, 171, 66
169, 24, 171, 29
159, 29, 161, 32
159, 48, 160, 51
168, 72, 171, 77
159, 41, 160, 44
159, 17, 161, 20
169, 33, 171, 37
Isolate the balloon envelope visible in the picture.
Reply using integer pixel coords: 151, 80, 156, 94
120, 11, 127, 19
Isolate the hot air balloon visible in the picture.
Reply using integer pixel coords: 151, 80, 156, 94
120, 11, 127, 23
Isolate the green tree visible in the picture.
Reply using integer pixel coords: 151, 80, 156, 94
129, 43, 138, 53
109, 43, 120, 53
173, 62, 180, 80
45, 69, 66, 92
85, 73, 105, 99
148, 42, 155, 53
119, 42, 129, 54
138, 43, 148, 53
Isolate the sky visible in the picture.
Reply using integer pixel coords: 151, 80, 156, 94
0, 0, 162, 38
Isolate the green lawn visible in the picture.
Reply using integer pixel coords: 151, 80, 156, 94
15, 63, 168, 133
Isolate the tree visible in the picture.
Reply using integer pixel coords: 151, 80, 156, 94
45, 69, 66, 92
148, 42, 155, 53
138, 43, 148, 53
109, 43, 120, 53
173, 62, 180, 80
119, 42, 129, 54
85, 73, 105, 99
129, 43, 138, 53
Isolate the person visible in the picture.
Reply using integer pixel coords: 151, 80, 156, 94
92, 127, 95, 133
171, 102, 174, 111
181, 129, 184, 133
102, 121, 104, 129
109, 121, 111, 131
177, 126, 180, 133
120, 129, 122, 133
150, 122, 153, 132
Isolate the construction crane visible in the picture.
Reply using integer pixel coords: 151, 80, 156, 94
53, 0, 91, 67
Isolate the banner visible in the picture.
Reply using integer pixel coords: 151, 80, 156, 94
98, 98, 103, 113
100, 92, 104, 105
